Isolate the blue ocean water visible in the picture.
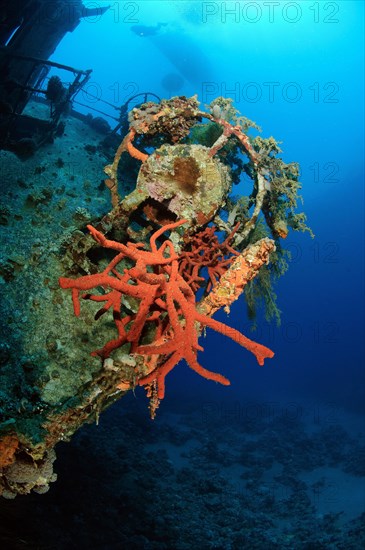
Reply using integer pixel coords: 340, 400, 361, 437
1, 1, 364, 548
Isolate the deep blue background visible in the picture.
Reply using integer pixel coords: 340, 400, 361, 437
52, 1, 364, 415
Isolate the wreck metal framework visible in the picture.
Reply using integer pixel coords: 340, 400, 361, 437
0, 48, 92, 151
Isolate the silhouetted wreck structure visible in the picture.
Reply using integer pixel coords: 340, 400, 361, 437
0, 0, 107, 156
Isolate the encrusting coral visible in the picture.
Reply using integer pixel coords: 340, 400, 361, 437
0, 435, 19, 468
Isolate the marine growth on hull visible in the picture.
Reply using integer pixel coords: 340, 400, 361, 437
0, 95, 312, 497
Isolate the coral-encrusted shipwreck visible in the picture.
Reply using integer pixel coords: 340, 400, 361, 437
0, 95, 311, 497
